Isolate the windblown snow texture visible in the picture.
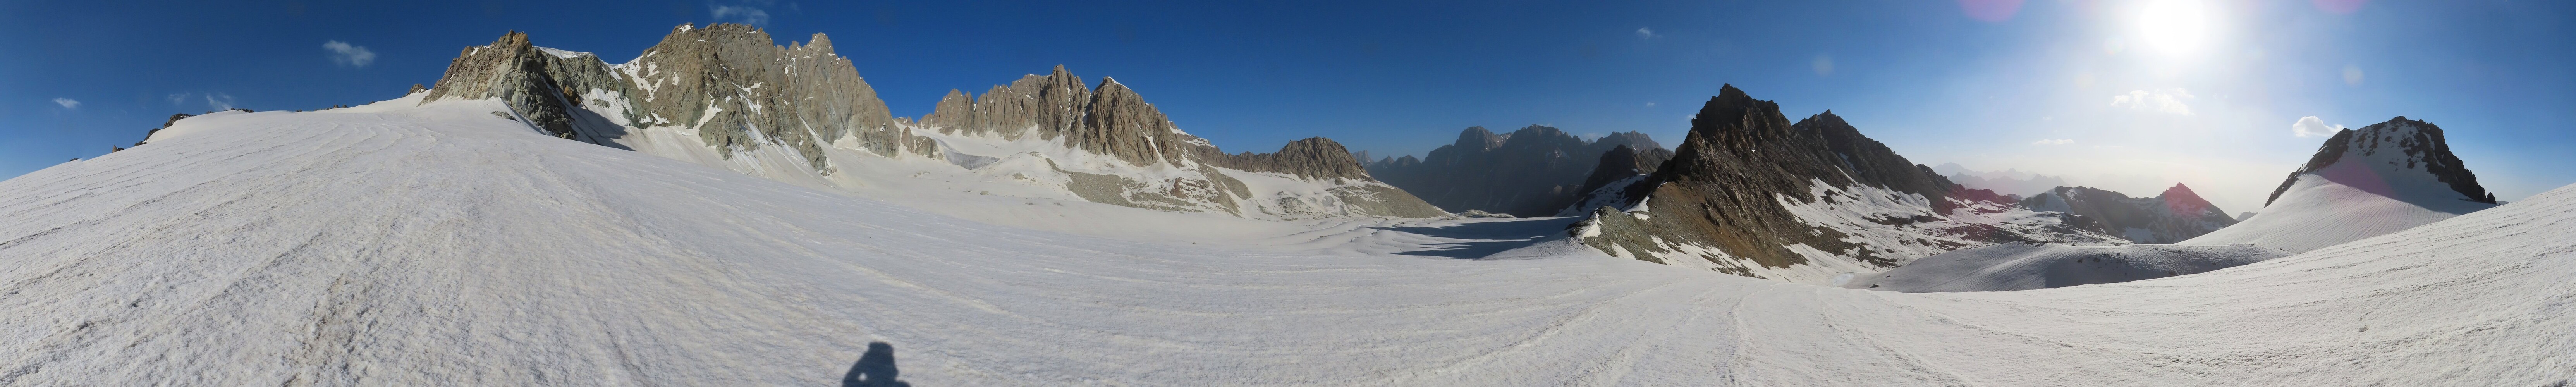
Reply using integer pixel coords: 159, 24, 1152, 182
1, 91, 2573, 386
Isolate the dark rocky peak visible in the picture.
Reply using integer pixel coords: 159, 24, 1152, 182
2157, 183, 2218, 215
1657, 85, 1852, 197
2265, 116, 2494, 206
1575, 144, 1676, 198
1593, 131, 1662, 151
1368, 122, 1670, 217
1798, 110, 1953, 203
1497, 125, 1588, 156
1452, 126, 1505, 151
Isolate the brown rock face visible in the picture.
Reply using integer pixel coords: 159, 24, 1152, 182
919, 66, 1389, 182
1210, 137, 1372, 181
1574, 85, 2108, 277
420, 32, 580, 139
921, 65, 1092, 140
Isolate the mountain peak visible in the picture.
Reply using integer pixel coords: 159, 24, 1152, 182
2264, 116, 2492, 206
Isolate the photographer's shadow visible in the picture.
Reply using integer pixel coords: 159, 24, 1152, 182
842, 342, 911, 387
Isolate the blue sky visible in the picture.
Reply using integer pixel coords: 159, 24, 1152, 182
3, 0, 2567, 213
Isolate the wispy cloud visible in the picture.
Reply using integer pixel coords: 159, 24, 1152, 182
167, 92, 191, 105
2291, 116, 2343, 138
51, 98, 79, 109
2031, 138, 2075, 146
1634, 27, 1659, 39
205, 93, 236, 110
323, 40, 376, 67
711, 1, 773, 26
2109, 89, 2193, 115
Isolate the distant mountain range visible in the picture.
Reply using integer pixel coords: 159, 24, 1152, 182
1363, 126, 1662, 217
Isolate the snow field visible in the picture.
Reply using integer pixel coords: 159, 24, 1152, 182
0, 99, 2569, 385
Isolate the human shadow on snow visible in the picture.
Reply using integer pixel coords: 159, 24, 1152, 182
1377, 216, 1584, 258
841, 342, 911, 387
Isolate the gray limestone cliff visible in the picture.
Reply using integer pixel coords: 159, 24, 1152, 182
421, 25, 932, 171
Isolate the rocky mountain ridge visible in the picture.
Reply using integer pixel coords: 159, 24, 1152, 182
415, 24, 1437, 219
2022, 184, 2238, 244
1566, 85, 2123, 283
1364, 126, 1663, 217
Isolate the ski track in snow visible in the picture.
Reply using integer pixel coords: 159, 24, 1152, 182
0, 100, 2571, 386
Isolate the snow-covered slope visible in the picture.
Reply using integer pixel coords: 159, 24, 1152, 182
4, 96, 2574, 385
2181, 117, 2497, 252
1845, 243, 2290, 292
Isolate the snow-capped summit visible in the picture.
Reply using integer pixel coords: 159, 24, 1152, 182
414, 26, 1440, 220
2181, 117, 2499, 252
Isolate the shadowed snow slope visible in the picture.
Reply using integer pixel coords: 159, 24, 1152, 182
1847, 243, 2291, 292
2, 99, 2573, 386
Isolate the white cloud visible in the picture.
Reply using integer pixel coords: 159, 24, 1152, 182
1634, 27, 1659, 39
205, 93, 236, 110
1644, 101, 1655, 107
51, 98, 79, 109
2109, 88, 2194, 115
2031, 138, 2075, 146
167, 92, 190, 105
711, 5, 772, 26
323, 40, 376, 67
2291, 116, 2344, 138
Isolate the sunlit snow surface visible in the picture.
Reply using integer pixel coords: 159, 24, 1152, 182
2, 99, 2572, 385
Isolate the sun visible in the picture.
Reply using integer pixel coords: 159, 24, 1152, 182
2134, 0, 2218, 57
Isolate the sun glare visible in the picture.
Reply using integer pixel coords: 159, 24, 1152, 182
2134, 0, 2216, 57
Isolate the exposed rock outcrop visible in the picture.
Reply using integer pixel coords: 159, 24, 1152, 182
2022, 184, 2237, 244
909, 65, 1434, 217
1573, 144, 1675, 200
420, 25, 931, 170
1568, 85, 2122, 282
1364, 125, 1664, 217
420, 31, 582, 139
